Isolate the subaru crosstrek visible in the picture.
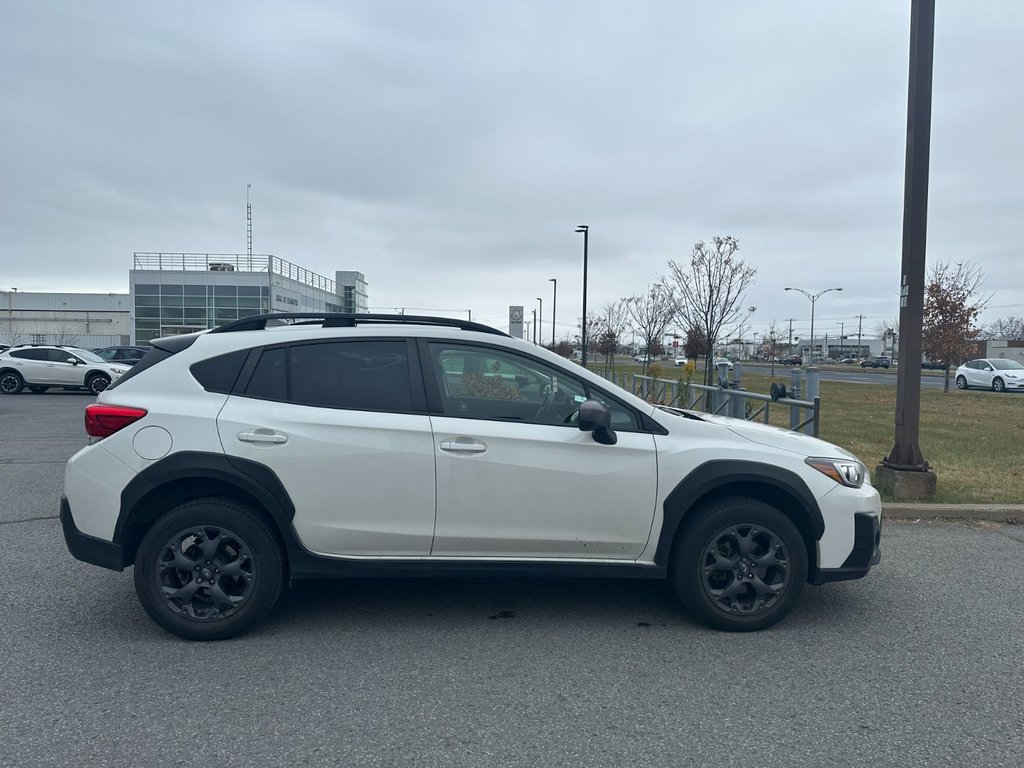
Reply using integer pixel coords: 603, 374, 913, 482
61, 313, 881, 640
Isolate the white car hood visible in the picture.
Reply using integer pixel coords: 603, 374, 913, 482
695, 412, 861, 462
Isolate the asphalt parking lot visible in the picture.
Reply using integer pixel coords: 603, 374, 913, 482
2, 393, 1022, 768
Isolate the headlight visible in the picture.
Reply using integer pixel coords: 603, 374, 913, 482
111, 367, 127, 375
805, 457, 865, 488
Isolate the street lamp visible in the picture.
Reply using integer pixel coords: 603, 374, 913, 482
531, 309, 537, 344
784, 287, 843, 363
575, 225, 589, 366
535, 297, 543, 347
548, 278, 557, 348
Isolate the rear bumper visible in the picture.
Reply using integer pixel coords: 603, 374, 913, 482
812, 512, 881, 584
60, 495, 124, 571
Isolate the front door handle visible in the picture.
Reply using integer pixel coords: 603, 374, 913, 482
440, 439, 487, 454
238, 430, 288, 445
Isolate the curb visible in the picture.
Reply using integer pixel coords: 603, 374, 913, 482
883, 503, 1023, 523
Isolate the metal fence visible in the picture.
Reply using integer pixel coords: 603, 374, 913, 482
596, 362, 822, 437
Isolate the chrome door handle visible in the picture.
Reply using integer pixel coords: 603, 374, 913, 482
237, 430, 288, 444
440, 439, 487, 454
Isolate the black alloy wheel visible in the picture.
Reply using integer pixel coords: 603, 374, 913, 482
134, 498, 284, 641
671, 496, 807, 631
0, 371, 24, 394
87, 374, 111, 395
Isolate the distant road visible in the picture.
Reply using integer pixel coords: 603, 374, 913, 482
738, 363, 952, 391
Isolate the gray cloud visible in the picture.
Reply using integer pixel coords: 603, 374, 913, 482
1, 0, 1021, 338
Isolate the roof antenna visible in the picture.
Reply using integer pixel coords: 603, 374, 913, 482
246, 184, 253, 263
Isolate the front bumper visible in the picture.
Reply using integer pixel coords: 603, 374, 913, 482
60, 495, 124, 571
812, 512, 881, 584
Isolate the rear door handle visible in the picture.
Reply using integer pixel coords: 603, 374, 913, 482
440, 439, 487, 454
237, 430, 288, 444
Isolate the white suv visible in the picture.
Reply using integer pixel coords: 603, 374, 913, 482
61, 314, 881, 640
0, 345, 129, 395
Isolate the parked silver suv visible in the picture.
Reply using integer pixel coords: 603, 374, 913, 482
0, 345, 129, 394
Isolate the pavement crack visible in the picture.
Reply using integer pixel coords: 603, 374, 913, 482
0, 515, 59, 526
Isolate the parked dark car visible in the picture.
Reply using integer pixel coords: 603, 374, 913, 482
781, 355, 803, 365
861, 356, 891, 369
92, 346, 149, 366
921, 360, 948, 370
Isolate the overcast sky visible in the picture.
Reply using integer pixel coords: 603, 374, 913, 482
2, 1, 1021, 340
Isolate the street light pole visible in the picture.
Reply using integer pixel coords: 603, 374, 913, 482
535, 297, 543, 347
575, 225, 589, 366
548, 278, 557, 348
532, 309, 537, 344
784, 287, 843, 363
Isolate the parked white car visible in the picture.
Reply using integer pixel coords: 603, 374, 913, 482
955, 358, 1024, 392
0, 345, 129, 395
61, 313, 880, 640
674, 356, 688, 366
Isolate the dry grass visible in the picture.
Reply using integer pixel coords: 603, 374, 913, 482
608, 363, 1024, 504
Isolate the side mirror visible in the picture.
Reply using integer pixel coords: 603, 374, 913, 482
577, 399, 617, 445
66, 357, 79, 365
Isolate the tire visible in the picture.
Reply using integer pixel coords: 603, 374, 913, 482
670, 496, 808, 632
0, 371, 24, 395
955, 375, 968, 390
993, 377, 1005, 393
87, 374, 111, 395
133, 497, 285, 641
27, 385, 49, 394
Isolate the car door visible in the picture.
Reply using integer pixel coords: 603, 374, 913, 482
423, 341, 658, 560
47, 349, 87, 386
7, 349, 49, 382
216, 338, 437, 557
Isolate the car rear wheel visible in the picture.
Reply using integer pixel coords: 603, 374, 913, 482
993, 377, 1005, 393
133, 498, 285, 641
87, 374, 111, 394
0, 371, 24, 394
670, 496, 807, 631
955, 375, 968, 390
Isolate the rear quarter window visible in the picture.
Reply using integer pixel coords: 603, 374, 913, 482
190, 350, 249, 394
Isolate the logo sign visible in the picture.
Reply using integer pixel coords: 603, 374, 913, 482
275, 294, 299, 306
508, 305, 525, 339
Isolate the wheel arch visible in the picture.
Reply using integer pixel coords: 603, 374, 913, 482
114, 452, 296, 570
655, 460, 825, 578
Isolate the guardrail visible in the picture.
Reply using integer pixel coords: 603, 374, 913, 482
597, 362, 822, 437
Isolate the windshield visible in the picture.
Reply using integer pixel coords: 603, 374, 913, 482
69, 348, 106, 363
991, 359, 1024, 370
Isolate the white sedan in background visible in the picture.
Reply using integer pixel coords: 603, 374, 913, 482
955, 358, 1024, 392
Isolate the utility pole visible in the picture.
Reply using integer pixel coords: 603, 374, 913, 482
532, 309, 537, 344
575, 225, 590, 366
788, 318, 794, 353
839, 321, 845, 356
857, 314, 864, 357
548, 278, 557, 347
878, 0, 936, 497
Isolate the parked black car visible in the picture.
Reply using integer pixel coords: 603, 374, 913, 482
91, 346, 149, 366
921, 360, 948, 370
861, 356, 891, 369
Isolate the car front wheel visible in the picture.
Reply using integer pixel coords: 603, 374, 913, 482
87, 374, 111, 394
133, 498, 285, 641
956, 375, 968, 390
993, 377, 1005, 393
670, 496, 807, 631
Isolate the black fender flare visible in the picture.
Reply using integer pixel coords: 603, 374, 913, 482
113, 451, 296, 565
654, 459, 825, 566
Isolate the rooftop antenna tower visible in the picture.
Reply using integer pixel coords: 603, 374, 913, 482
246, 184, 253, 261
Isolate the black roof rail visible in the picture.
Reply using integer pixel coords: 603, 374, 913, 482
209, 312, 509, 337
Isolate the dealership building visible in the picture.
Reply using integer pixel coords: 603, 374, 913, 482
1, 254, 368, 348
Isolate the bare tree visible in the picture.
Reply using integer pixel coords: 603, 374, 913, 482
763, 318, 784, 376
664, 236, 757, 384
923, 260, 988, 392
598, 300, 630, 376
624, 284, 675, 375
983, 315, 1024, 340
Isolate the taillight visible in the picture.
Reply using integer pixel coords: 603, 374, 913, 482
85, 404, 148, 438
